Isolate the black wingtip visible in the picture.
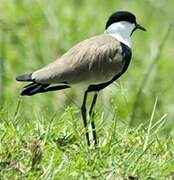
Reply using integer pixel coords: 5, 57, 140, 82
16, 73, 33, 82
20, 83, 70, 96
21, 85, 43, 96
20, 83, 49, 96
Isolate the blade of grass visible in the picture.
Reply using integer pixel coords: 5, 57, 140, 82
143, 98, 158, 151
151, 113, 167, 130
127, 140, 154, 174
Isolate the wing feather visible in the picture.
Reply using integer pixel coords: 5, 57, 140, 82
32, 34, 124, 85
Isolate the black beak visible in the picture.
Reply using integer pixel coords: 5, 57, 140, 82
136, 23, 146, 31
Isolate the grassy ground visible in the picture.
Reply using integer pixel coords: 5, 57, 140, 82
0, 0, 174, 179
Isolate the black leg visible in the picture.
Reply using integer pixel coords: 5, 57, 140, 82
89, 93, 98, 145
81, 91, 90, 146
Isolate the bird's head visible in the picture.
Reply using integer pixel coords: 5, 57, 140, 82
105, 11, 146, 37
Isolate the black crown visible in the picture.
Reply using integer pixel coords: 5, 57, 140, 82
105, 11, 136, 30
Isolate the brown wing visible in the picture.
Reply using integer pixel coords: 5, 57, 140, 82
32, 34, 124, 85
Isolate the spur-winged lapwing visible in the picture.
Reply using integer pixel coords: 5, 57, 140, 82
16, 11, 146, 146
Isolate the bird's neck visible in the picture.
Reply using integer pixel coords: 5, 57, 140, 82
104, 21, 135, 48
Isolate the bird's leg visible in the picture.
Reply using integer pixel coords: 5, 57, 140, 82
81, 91, 90, 146
89, 92, 98, 145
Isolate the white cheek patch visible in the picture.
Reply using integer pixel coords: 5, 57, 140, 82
104, 21, 135, 48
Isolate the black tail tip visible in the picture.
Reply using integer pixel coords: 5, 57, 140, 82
16, 73, 33, 82
21, 91, 33, 96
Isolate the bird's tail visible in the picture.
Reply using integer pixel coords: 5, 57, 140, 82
16, 73, 70, 96
16, 73, 33, 82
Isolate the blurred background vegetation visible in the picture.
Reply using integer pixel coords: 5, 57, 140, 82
0, 0, 174, 133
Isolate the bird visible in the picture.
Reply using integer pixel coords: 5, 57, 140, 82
16, 11, 146, 146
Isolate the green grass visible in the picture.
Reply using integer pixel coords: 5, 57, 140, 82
0, 0, 174, 179
0, 103, 174, 179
